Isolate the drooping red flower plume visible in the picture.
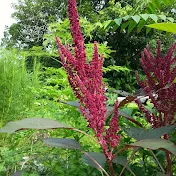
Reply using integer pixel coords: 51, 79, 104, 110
55, 0, 120, 160
136, 41, 176, 129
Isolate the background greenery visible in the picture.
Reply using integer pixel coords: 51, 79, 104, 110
0, 0, 175, 175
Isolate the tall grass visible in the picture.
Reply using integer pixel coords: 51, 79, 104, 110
0, 49, 40, 126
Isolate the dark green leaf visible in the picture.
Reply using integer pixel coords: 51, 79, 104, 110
156, 172, 166, 176
58, 100, 80, 107
128, 21, 137, 33
128, 139, 176, 155
0, 118, 69, 134
123, 125, 176, 140
112, 156, 130, 169
43, 138, 81, 150
82, 152, 106, 169
121, 21, 130, 32
137, 19, 147, 33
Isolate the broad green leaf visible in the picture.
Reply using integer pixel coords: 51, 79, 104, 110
132, 15, 141, 23
0, 118, 69, 134
82, 152, 106, 169
128, 21, 137, 33
140, 14, 149, 21
114, 18, 122, 26
112, 156, 130, 169
123, 125, 176, 140
128, 139, 176, 155
43, 138, 81, 150
149, 14, 158, 23
147, 23, 176, 33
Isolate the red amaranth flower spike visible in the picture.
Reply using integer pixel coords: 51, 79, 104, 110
136, 41, 176, 128
55, 0, 120, 161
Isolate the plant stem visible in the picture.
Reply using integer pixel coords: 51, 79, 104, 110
119, 148, 139, 176
82, 151, 110, 176
149, 149, 165, 173
108, 160, 115, 176
166, 151, 172, 176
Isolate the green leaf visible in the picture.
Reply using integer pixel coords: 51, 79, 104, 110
146, 26, 152, 34
104, 20, 113, 30
12, 171, 23, 176
158, 15, 167, 21
149, 14, 158, 23
132, 15, 141, 23
156, 172, 166, 176
167, 17, 174, 23
0, 118, 69, 134
58, 100, 80, 107
114, 18, 122, 26
82, 152, 106, 170
123, 125, 176, 140
147, 23, 176, 33
128, 139, 176, 155
43, 138, 81, 150
128, 21, 137, 34
112, 156, 130, 169
121, 21, 131, 32
140, 14, 149, 21
123, 15, 130, 21
147, 3, 157, 13
137, 19, 147, 33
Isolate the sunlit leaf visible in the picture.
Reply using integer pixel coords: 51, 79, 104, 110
147, 23, 176, 33
149, 14, 158, 23
43, 138, 81, 150
132, 15, 141, 23
140, 14, 149, 21
114, 18, 122, 26
0, 118, 69, 134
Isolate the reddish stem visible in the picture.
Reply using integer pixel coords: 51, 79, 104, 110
165, 152, 172, 176
108, 160, 115, 176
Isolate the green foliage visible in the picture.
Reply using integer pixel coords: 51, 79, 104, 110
102, 14, 174, 34
43, 18, 114, 61
0, 49, 40, 125
132, 0, 175, 14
